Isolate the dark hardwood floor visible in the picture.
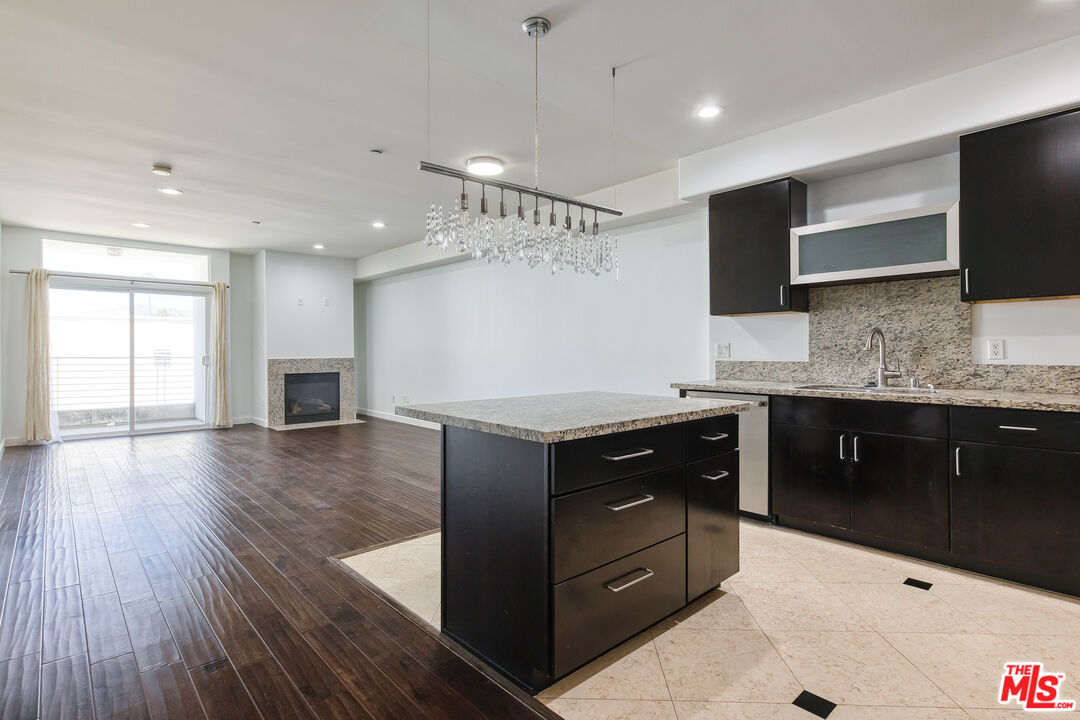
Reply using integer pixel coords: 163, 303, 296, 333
0, 419, 560, 720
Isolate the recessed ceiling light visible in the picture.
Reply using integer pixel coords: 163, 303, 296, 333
151, 164, 172, 176
157, 187, 183, 196
466, 156, 504, 176
371, 221, 386, 229
131, 222, 150, 228
696, 105, 723, 119
313, 244, 325, 249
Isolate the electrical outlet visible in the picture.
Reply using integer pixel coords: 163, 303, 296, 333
402, 395, 410, 404
715, 342, 731, 359
988, 338, 1005, 360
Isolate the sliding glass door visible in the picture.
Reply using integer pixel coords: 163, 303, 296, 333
50, 283, 211, 437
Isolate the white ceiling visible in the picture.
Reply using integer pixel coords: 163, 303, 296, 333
1, 0, 1079, 258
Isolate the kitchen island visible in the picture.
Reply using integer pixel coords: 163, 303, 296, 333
396, 391, 750, 692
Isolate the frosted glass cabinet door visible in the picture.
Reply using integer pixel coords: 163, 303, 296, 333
790, 203, 958, 285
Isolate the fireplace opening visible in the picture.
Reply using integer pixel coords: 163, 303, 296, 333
284, 372, 340, 425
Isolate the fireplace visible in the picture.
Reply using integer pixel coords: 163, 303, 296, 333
283, 372, 340, 424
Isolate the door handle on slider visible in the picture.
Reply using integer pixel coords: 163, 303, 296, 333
603, 494, 655, 512
700, 432, 729, 441
701, 470, 730, 481
601, 448, 654, 462
604, 568, 654, 593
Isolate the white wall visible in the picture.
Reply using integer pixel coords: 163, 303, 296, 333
0, 221, 4, 449
263, 251, 355, 359
709, 153, 1080, 367
228, 252, 254, 423
1, 226, 232, 443
252, 251, 268, 425
360, 213, 711, 419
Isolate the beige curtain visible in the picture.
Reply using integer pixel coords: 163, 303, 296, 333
211, 282, 230, 427
25, 268, 54, 443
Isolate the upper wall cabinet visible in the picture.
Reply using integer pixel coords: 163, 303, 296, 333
789, 203, 958, 286
709, 178, 807, 316
960, 105, 1080, 302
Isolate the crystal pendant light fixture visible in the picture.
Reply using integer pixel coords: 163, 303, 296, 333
419, 16, 622, 275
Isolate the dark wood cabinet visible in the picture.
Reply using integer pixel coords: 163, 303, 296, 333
770, 397, 949, 551
709, 178, 808, 315
950, 407, 1080, 597
849, 432, 948, 550
771, 423, 850, 530
442, 415, 740, 693
686, 453, 739, 601
960, 105, 1080, 302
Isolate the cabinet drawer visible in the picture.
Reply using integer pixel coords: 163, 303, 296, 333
951, 406, 1080, 452
685, 414, 739, 462
771, 395, 947, 439
551, 424, 686, 495
552, 467, 685, 583
553, 535, 685, 677
686, 454, 739, 600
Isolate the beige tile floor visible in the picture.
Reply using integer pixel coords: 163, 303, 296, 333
341, 520, 1080, 719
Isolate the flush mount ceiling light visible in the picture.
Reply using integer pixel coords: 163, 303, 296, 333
313, 244, 325, 250
418, 15, 621, 275
130, 222, 150, 228
371, 220, 386, 229
151, 164, 172, 176
157, 187, 183, 196
466, 156, 504, 176
696, 104, 723, 119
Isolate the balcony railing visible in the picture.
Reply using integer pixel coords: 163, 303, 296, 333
50, 355, 202, 428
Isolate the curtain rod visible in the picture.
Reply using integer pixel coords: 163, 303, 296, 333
8, 269, 228, 289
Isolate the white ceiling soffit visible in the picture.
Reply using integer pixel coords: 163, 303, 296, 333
1, 0, 1080, 257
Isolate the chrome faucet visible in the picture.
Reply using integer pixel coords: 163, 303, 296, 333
864, 327, 901, 388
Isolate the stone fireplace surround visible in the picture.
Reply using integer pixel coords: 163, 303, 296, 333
267, 358, 355, 429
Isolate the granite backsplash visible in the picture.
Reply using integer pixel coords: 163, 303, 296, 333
715, 276, 1080, 393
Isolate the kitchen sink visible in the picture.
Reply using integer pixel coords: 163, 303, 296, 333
795, 384, 936, 394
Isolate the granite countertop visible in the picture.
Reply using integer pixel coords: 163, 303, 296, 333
395, 391, 751, 443
671, 379, 1080, 413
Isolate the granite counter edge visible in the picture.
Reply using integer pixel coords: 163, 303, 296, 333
395, 403, 750, 443
670, 382, 1080, 413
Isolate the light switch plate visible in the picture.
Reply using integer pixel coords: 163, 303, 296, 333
988, 338, 1004, 360
715, 342, 731, 359
297, 296, 304, 306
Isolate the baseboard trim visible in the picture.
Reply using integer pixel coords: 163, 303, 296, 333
230, 416, 254, 425
358, 408, 439, 430
250, 417, 269, 428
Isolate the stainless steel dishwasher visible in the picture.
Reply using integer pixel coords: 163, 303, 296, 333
685, 391, 770, 519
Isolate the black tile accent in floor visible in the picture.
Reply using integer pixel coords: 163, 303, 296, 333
904, 577, 933, 590
793, 690, 837, 718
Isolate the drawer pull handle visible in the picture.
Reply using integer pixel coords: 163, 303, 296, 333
605, 568, 655, 593
601, 448, 654, 462
701, 470, 730, 481
604, 494, 655, 512
701, 432, 729, 441
998, 425, 1038, 432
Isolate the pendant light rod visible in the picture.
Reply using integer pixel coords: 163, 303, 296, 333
418, 161, 623, 217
